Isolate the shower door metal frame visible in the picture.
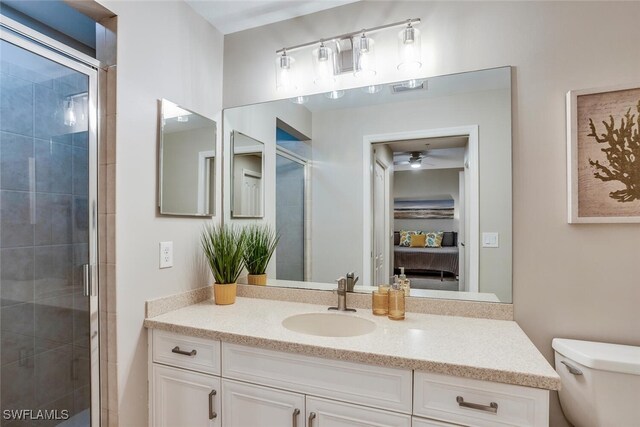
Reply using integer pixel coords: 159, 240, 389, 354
1, 16, 102, 427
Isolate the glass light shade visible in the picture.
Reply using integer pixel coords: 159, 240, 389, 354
290, 95, 309, 105
397, 25, 422, 71
64, 99, 76, 127
275, 52, 297, 92
325, 90, 344, 100
353, 34, 376, 78
312, 44, 336, 85
361, 85, 381, 94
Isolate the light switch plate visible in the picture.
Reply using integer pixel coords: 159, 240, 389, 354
159, 241, 173, 268
482, 232, 499, 248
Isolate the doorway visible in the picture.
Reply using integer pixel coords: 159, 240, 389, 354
363, 127, 479, 291
0, 21, 99, 426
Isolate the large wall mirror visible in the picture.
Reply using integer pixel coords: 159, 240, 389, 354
223, 66, 512, 303
158, 99, 216, 216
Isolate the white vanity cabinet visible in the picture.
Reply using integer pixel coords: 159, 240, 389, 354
149, 330, 549, 427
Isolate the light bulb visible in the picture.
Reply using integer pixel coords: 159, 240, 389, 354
361, 85, 381, 94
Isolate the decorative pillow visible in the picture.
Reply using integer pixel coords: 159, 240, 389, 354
410, 234, 426, 247
399, 230, 424, 247
424, 232, 444, 248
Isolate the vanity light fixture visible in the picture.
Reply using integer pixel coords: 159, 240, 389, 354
398, 21, 422, 71
275, 50, 297, 92
353, 32, 376, 78
275, 18, 420, 92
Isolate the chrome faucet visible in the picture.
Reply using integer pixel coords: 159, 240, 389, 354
328, 277, 356, 312
346, 272, 359, 292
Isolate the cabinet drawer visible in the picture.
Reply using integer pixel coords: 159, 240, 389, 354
412, 417, 462, 427
413, 372, 549, 427
222, 343, 412, 414
307, 396, 411, 427
152, 330, 221, 375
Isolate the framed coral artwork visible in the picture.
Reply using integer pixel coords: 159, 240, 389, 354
567, 83, 640, 223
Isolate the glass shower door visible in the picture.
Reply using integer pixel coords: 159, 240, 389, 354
0, 31, 98, 426
275, 152, 306, 281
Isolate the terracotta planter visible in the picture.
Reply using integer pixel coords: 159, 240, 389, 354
213, 283, 237, 305
247, 274, 267, 286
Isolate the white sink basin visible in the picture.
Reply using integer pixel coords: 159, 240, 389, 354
282, 312, 376, 337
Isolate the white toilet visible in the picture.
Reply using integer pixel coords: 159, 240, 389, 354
552, 338, 640, 427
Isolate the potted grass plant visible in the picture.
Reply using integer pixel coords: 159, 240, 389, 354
243, 224, 280, 286
201, 223, 246, 305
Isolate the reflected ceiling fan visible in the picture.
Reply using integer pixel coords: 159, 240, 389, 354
393, 151, 435, 168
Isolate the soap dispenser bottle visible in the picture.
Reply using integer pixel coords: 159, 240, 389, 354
399, 267, 410, 297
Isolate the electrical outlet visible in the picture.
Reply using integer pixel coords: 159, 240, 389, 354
159, 241, 173, 268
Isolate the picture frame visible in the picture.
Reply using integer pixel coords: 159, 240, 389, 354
567, 83, 640, 223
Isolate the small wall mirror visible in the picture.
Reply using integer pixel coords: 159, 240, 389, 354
231, 131, 264, 218
158, 99, 216, 216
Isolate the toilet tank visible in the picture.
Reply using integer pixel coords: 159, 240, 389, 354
552, 338, 640, 427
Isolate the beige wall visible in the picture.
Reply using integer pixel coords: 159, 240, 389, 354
223, 2, 640, 425
97, 1, 224, 425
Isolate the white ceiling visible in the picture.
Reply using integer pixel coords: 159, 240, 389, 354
185, 0, 360, 35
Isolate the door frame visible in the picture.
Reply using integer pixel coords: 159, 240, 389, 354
372, 155, 391, 286
362, 126, 480, 291
1, 16, 101, 427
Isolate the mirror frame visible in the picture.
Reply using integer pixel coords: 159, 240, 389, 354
230, 130, 266, 219
157, 98, 217, 217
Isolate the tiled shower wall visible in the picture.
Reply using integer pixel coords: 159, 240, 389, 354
0, 46, 91, 424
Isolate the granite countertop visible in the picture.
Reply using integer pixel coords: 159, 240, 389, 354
144, 297, 560, 390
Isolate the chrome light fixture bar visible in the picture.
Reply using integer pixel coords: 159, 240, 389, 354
275, 18, 420, 55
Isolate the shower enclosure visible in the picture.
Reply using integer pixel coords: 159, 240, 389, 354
0, 19, 99, 427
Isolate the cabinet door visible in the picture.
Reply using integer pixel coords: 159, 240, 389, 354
152, 364, 221, 427
222, 379, 304, 427
306, 396, 411, 427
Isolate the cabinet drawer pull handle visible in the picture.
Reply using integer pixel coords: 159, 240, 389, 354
308, 412, 316, 426
292, 408, 300, 427
172, 346, 197, 356
209, 389, 217, 420
456, 396, 498, 414
561, 360, 583, 375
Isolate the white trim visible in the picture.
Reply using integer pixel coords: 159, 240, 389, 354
567, 83, 640, 223
362, 126, 480, 292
